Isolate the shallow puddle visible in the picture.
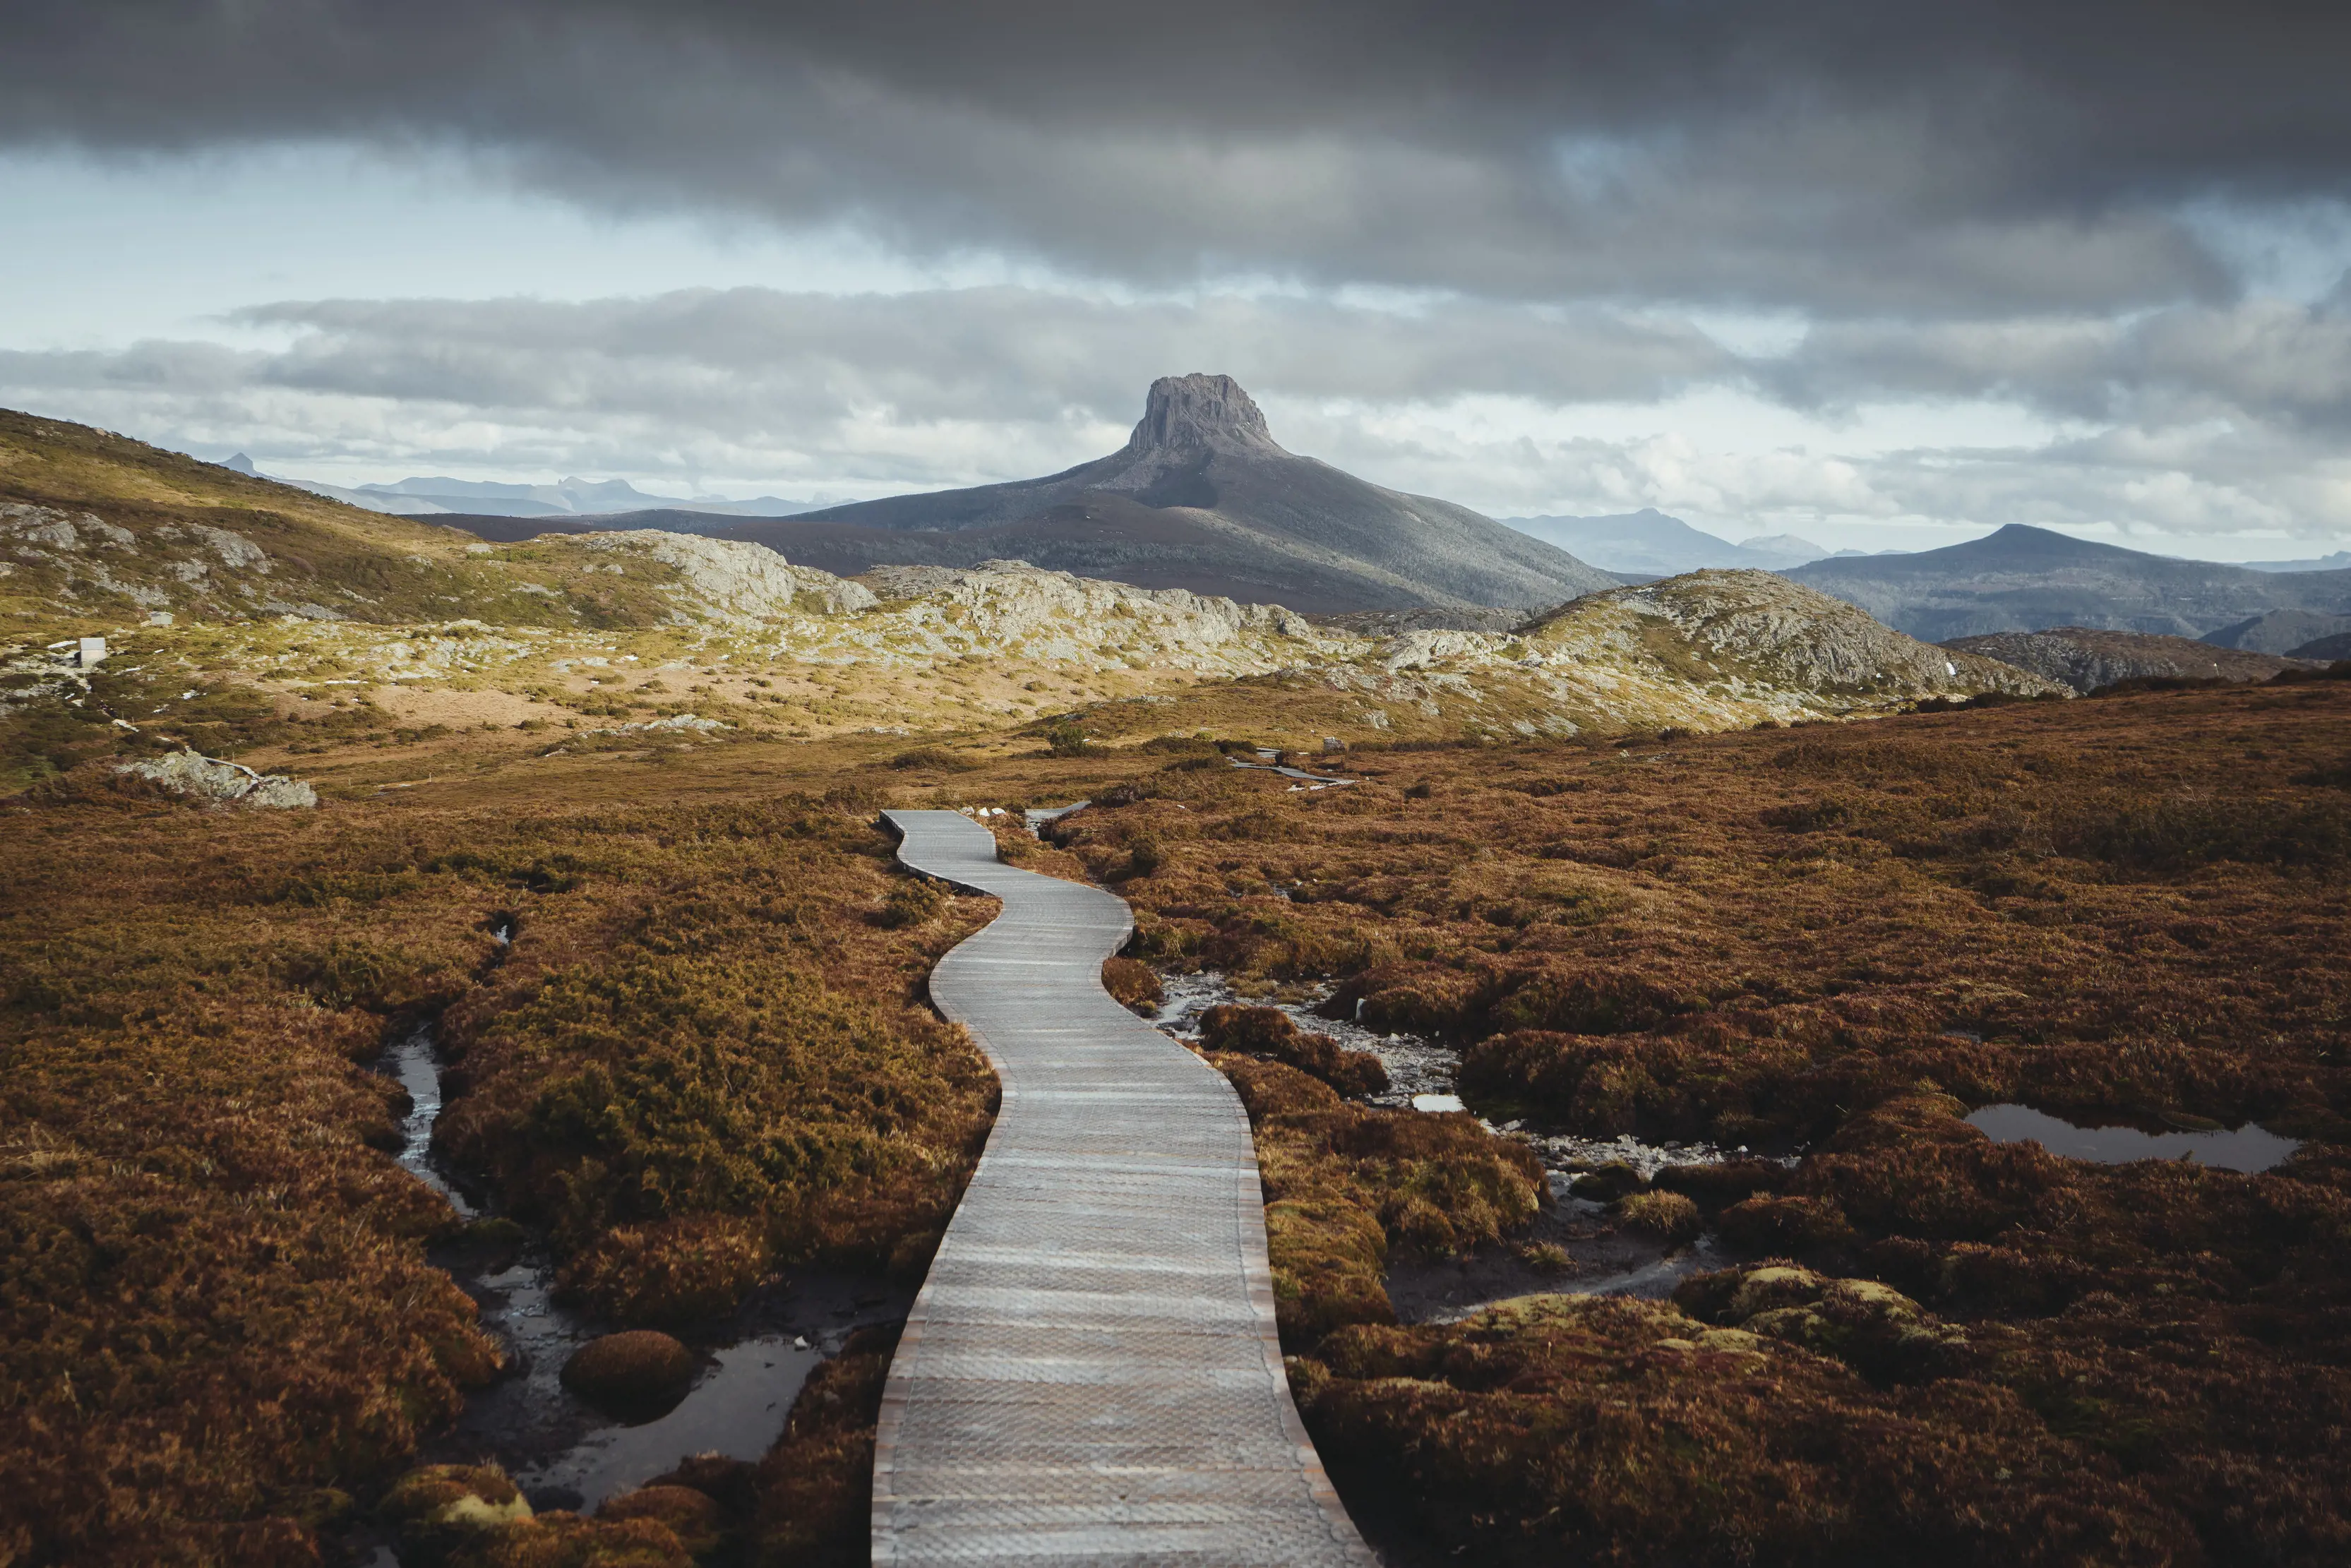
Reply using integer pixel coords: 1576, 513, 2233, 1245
432, 1255, 897, 1513
1967, 1103, 2300, 1173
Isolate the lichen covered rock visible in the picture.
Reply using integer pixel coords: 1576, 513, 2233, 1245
565, 531, 878, 621
115, 749, 317, 808
378, 1464, 532, 1566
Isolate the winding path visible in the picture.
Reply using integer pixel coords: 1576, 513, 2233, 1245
876, 810, 1374, 1566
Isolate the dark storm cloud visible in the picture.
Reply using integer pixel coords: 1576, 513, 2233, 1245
7, 2, 2347, 313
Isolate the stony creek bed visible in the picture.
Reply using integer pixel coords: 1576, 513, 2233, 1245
1153, 969, 1742, 1322
357, 1023, 911, 1564
1151, 970, 2309, 1326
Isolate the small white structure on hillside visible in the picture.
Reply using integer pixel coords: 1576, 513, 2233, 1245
44, 636, 107, 667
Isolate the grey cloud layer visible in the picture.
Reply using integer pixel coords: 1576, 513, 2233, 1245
1780, 297, 2351, 431
4, 286, 2344, 550
0, 287, 1733, 484
220, 289, 1734, 422
7, 2, 2347, 311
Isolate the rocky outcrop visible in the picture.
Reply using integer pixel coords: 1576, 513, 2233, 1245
0, 497, 355, 621
116, 750, 317, 808
1119, 372, 1280, 457
561, 531, 877, 620
1526, 570, 2063, 700
1291, 569, 2064, 740
790, 560, 1322, 673
1942, 627, 2301, 694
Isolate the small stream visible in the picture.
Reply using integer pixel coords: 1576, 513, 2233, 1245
1152, 969, 1733, 1320
1154, 970, 1459, 1108
381, 1022, 474, 1219
367, 1022, 909, 1542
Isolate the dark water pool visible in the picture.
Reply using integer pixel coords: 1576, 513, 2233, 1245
1967, 1103, 2300, 1173
371, 1024, 907, 1533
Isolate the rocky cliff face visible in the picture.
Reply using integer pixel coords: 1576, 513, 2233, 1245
1119, 373, 1281, 457
1524, 570, 2062, 702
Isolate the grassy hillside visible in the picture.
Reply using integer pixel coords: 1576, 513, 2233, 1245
0, 409, 793, 634
0, 407, 2059, 800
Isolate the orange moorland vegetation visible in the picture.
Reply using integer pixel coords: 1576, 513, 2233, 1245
1036, 674, 2351, 1565
8, 664, 2349, 1566
0, 762, 998, 1564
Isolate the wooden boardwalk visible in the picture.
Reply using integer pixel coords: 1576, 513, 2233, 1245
875, 810, 1374, 1566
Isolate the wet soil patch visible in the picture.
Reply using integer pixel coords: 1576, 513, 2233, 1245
1386, 1183, 1723, 1324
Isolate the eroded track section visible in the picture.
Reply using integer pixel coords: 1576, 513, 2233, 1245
875, 810, 1372, 1566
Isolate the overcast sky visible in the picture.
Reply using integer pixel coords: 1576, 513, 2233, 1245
5, 1, 2350, 559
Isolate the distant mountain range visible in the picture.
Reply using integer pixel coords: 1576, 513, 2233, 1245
441, 376, 1618, 614
1941, 628, 2309, 695
1498, 509, 1829, 574
2203, 609, 2351, 655
219, 454, 820, 520
1786, 524, 2351, 641
2240, 550, 2351, 573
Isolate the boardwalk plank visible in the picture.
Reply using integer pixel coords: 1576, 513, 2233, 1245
875, 810, 1373, 1567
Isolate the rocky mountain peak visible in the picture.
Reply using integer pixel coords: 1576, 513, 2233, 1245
1125, 373, 1283, 456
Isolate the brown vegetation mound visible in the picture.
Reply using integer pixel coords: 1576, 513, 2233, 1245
1298, 1293, 2191, 1566
599, 1485, 725, 1557
1219, 1056, 1543, 1344
378, 1464, 534, 1567
1200, 1003, 1389, 1096
560, 1331, 696, 1415
449, 1509, 694, 1568
1101, 954, 1164, 1013
752, 1322, 903, 1567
